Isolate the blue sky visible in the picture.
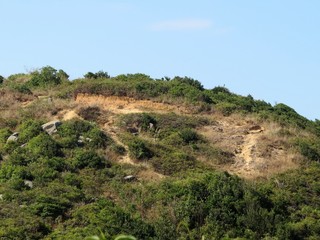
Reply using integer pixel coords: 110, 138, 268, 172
1, 1, 319, 120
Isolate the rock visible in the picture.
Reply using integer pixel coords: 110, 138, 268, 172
24, 180, 33, 188
248, 125, 264, 134
7, 132, 19, 142
78, 136, 92, 143
123, 175, 136, 181
42, 120, 62, 135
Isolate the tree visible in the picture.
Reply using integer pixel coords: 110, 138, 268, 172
57, 69, 69, 81
84, 71, 110, 79
28, 66, 68, 87
0, 75, 4, 84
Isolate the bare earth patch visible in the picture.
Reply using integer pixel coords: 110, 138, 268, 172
75, 93, 190, 114
199, 115, 300, 179
75, 94, 301, 180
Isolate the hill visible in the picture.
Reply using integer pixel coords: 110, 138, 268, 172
0, 66, 319, 239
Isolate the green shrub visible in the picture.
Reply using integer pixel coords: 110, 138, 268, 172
84, 128, 110, 149
273, 103, 309, 128
7, 73, 29, 82
2, 140, 21, 155
179, 128, 200, 144
295, 139, 320, 161
0, 75, 4, 84
58, 120, 93, 138
10, 84, 32, 94
211, 86, 231, 94
57, 69, 69, 81
120, 113, 157, 132
17, 119, 43, 143
57, 120, 109, 149
7, 147, 34, 166
72, 149, 109, 169
111, 144, 126, 155
62, 172, 82, 188
151, 151, 195, 175
0, 128, 12, 144
0, 164, 30, 182
27, 133, 61, 158
0, 207, 50, 240
56, 135, 78, 148
128, 138, 153, 160
63, 198, 154, 239
30, 194, 71, 218
84, 71, 110, 79
29, 162, 59, 183
171, 76, 204, 91
215, 102, 238, 116
28, 66, 65, 87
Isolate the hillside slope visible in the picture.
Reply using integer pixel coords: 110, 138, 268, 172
0, 67, 319, 239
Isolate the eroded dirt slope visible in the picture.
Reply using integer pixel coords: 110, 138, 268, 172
74, 94, 300, 179
199, 116, 300, 179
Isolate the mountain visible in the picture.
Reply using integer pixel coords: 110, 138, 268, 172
0, 66, 319, 239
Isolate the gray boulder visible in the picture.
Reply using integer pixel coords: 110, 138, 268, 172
123, 175, 136, 181
42, 120, 62, 135
24, 180, 33, 189
7, 132, 19, 142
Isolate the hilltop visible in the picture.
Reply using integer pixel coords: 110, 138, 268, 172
0, 66, 319, 239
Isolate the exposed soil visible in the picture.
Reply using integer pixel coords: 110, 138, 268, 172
74, 94, 300, 179
75, 93, 190, 114
199, 116, 299, 179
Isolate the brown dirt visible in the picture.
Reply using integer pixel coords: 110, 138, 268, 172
75, 93, 190, 114
199, 115, 300, 179
60, 110, 82, 121
74, 94, 301, 180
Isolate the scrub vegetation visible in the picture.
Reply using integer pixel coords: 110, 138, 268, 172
0, 66, 319, 239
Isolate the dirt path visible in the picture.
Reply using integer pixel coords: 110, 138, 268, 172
231, 130, 265, 178
239, 133, 258, 165
102, 115, 135, 165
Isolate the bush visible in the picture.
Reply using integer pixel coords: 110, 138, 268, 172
58, 120, 93, 138
57, 69, 69, 81
0, 128, 12, 144
17, 119, 43, 143
72, 149, 109, 169
28, 66, 66, 87
27, 133, 61, 158
0, 75, 4, 84
10, 84, 32, 94
179, 128, 200, 144
211, 86, 231, 94
30, 194, 71, 218
84, 128, 110, 149
215, 102, 238, 116
295, 139, 320, 161
120, 113, 157, 132
84, 71, 110, 79
57, 120, 109, 149
128, 138, 153, 160
151, 151, 195, 175
171, 76, 204, 91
